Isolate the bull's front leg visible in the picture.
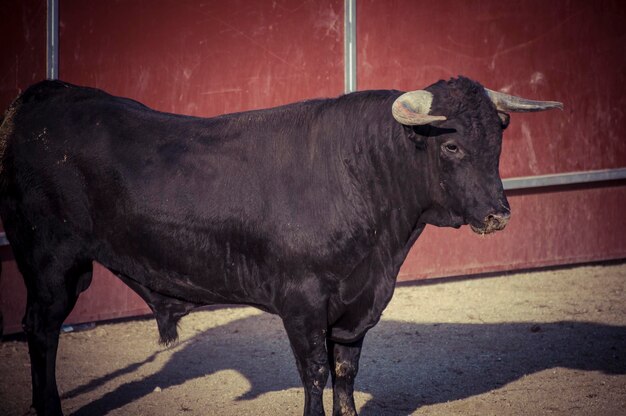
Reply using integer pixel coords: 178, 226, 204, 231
327, 337, 364, 416
282, 314, 330, 416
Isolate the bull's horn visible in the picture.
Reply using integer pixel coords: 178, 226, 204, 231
485, 88, 563, 112
392, 90, 447, 125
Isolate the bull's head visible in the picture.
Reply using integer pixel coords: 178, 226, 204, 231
392, 77, 562, 234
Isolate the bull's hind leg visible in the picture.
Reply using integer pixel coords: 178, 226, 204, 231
17, 242, 92, 416
327, 337, 364, 416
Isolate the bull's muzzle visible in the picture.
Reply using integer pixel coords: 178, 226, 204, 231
470, 211, 511, 235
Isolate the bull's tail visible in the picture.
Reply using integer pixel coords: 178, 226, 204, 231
0, 110, 6, 165
0, 108, 6, 338
0, 261, 3, 338
0, 109, 7, 338
0, 105, 12, 178
0, 108, 11, 214
0, 97, 20, 197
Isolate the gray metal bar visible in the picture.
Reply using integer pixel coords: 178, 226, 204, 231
47, 0, 59, 80
0, 232, 7, 247
503, 168, 626, 190
344, 0, 357, 93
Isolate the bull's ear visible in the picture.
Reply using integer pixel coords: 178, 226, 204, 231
392, 90, 447, 125
497, 111, 510, 129
403, 125, 427, 149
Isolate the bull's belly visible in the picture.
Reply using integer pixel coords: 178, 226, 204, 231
94, 235, 281, 312
87, 201, 373, 318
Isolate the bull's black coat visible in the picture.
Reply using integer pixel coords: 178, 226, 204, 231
1, 77, 513, 416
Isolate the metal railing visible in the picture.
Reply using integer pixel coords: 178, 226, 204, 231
503, 168, 626, 190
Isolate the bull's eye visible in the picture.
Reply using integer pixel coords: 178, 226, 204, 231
443, 143, 458, 153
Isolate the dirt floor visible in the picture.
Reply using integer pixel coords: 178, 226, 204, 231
1, 262, 625, 416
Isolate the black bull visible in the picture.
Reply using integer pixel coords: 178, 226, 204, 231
0, 76, 561, 416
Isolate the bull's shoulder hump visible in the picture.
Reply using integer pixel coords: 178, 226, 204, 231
18, 80, 84, 103
17, 80, 143, 111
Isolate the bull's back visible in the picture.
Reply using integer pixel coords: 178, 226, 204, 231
1, 80, 247, 221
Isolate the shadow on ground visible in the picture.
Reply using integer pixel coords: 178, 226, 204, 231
66, 314, 625, 415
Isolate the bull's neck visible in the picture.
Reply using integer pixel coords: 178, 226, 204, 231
334, 91, 432, 254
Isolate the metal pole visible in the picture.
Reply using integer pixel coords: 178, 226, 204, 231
344, 0, 357, 93
47, 0, 59, 80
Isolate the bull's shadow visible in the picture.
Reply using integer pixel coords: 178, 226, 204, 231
69, 312, 626, 416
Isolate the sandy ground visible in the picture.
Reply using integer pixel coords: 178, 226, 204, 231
0, 262, 625, 416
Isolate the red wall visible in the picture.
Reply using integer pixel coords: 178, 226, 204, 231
357, 0, 626, 281
399, 184, 626, 280
1, 0, 625, 333
0, 0, 46, 112
59, 0, 344, 116
358, 0, 626, 176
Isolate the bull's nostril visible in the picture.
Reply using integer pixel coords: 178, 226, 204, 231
487, 212, 511, 222
484, 212, 510, 229
486, 214, 500, 225
475, 211, 511, 234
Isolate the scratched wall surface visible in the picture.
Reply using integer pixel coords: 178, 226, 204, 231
1, 1, 626, 333
59, 0, 345, 116
399, 185, 626, 281
358, 0, 626, 176
0, 0, 46, 113
356, 0, 626, 280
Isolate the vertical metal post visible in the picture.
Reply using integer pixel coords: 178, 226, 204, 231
344, 0, 357, 93
47, 0, 59, 80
